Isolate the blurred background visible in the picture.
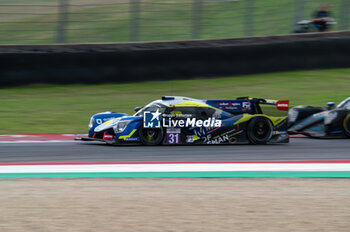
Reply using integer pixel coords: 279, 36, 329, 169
0, 0, 349, 44
1, 0, 350, 135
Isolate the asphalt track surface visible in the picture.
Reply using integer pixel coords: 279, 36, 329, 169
0, 138, 349, 163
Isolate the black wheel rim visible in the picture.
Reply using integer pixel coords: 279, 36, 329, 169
345, 116, 350, 137
142, 129, 160, 142
252, 121, 269, 140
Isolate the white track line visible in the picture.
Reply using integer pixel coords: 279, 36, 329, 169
1, 163, 350, 173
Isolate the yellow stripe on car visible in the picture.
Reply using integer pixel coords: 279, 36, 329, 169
233, 114, 254, 125
118, 129, 137, 141
234, 114, 286, 126
172, 101, 215, 108
104, 119, 113, 125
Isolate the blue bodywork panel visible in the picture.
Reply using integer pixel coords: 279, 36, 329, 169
115, 117, 143, 140
89, 112, 129, 137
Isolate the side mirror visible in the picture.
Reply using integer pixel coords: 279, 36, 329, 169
134, 106, 142, 112
327, 102, 335, 110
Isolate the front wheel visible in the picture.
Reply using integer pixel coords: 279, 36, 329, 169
247, 117, 273, 145
343, 114, 350, 138
139, 127, 164, 145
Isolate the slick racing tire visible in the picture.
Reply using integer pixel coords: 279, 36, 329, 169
344, 114, 350, 138
139, 127, 164, 145
247, 117, 273, 145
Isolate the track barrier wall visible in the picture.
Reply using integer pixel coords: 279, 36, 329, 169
1, 31, 350, 87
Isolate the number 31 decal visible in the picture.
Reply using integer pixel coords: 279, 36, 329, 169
166, 133, 181, 144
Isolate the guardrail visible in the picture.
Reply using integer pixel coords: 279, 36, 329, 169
1, 0, 349, 44
1, 31, 350, 87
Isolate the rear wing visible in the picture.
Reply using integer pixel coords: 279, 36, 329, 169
259, 99, 290, 112
206, 98, 289, 114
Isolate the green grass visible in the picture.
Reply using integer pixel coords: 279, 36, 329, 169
0, 0, 346, 44
0, 68, 350, 134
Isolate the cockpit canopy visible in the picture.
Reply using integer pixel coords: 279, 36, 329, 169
337, 97, 350, 110
133, 102, 167, 117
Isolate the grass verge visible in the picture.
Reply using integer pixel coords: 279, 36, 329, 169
0, 68, 349, 134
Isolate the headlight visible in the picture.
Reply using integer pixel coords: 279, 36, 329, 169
114, 120, 132, 133
324, 111, 337, 125
88, 117, 95, 129
288, 109, 299, 123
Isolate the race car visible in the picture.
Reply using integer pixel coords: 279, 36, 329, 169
79, 96, 290, 145
288, 97, 350, 138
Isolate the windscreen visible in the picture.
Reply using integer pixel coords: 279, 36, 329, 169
133, 103, 167, 117
337, 97, 350, 110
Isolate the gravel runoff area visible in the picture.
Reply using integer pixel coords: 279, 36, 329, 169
1, 178, 350, 232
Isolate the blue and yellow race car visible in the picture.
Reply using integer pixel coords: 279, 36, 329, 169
80, 96, 289, 145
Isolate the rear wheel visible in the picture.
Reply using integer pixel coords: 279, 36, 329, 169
247, 117, 273, 145
344, 114, 350, 138
139, 127, 164, 145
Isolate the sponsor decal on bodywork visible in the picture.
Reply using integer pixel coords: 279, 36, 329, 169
124, 137, 140, 141
144, 110, 222, 129
143, 110, 162, 128
242, 101, 252, 111
186, 135, 194, 143
103, 134, 114, 140
203, 129, 243, 144
276, 100, 290, 111
190, 124, 224, 137
166, 128, 181, 145
163, 117, 221, 128
96, 117, 114, 125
